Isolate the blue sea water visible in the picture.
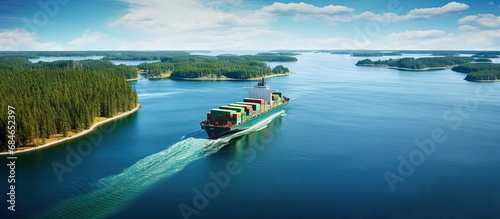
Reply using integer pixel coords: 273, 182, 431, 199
3, 52, 500, 219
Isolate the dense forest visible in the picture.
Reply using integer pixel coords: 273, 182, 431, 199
452, 63, 500, 81
138, 54, 294, 79
0, 57, 139, 151
35, 59, 138, 79
137, 62, 175, 78
356, 57, 475, 70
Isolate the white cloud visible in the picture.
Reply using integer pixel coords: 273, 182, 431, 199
67, 31, 109, 47
260, 2, 354, 25
282, 28, 500, 50
4, 1, 494, 50
368, 28, 500, 50
106, 0, 283, 49
354, 12, 401, 22
111, 27, 286, 50
355, 2, 469, 22
458, 14, 500, 31
407, 2, 469, 18
262, 2, 470, 25
110, 0, 271, 34
387, 30, 447, 40
262, 2, 354, 15
0, 29, 63, 50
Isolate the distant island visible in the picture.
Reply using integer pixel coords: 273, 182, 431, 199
0, 57, 139, 153
431, 52, 460, 56
355, 57, 475, 71
351, 52, 402, 57
471, 52, 500, 58
137, 53, 296, 80
452, 63, 500, 82
0, 51, 191, 60
101, 51, 190, 60
474, 58, 493, 63
354, 56, 499, 82
0, 51, 297, 80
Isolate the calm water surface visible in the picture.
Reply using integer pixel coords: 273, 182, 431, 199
4, 52, 500, 219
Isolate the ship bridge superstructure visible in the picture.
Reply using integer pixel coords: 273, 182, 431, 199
244, 78, 277, 107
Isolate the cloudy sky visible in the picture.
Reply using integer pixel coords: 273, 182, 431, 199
0, 0, 499, 50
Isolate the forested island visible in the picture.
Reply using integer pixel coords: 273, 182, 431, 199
0, 57, 139, 153
0, 51, 190, 60
452, 63, 500, 81
471, 52, 500, 58
356, 57, 475, 70
101, 51, 190, 60
351, 52, 402, 57
354, 56, 500, 81
474, 58, 493, 63
137, 54, 295, 80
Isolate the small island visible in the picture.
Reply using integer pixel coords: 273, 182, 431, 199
452, 63, 500, 82
101, 51, 190, 61
355, 57, 475, 71
471, 52, 500, 59
355, 56, 500, 81
137, 54, 296, 80
351, 52, 402, 57
474, 58, 493, 63
432, 52, 460, 56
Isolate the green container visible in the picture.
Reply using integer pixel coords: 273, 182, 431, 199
220, 106, 245, 114
235, 102, 260, 111
211, 109, 236, 115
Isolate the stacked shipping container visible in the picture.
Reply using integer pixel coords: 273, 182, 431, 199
205, 96, 285, 127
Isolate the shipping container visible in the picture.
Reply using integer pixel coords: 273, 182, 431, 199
229, 104, 253, 114
229, 103, 252, 110
220, 106, 246, 114
235, 102, 260, 112
211, 109, 236, 115
243, 98, 265, 104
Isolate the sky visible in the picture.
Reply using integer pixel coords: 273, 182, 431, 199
0, 0, 499, 50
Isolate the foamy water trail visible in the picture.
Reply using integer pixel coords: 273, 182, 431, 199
35, 137, 228, 219
35, 110, 286, 219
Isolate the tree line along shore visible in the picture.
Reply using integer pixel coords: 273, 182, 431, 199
0, 52, 296, 153
355, 56, 500, 81
0, 57, 139, 152
137, 54, 296, 80
1, 50, 298, 80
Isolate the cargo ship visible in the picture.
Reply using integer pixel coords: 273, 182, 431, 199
200, 78, 289, 139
